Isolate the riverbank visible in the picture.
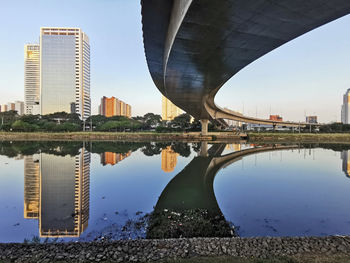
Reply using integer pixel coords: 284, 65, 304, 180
248, 132, 350, 143
1, 236, 350, 262
0, 132, 244, 142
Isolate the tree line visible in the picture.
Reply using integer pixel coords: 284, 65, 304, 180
0, 111, 209, 132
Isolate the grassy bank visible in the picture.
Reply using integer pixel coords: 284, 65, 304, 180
0, 131, 244, 142
248, 132, 350, 143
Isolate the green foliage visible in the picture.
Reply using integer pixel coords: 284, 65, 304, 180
319, 123, 350, 133
53, 122, 80, 132
170, 113, 192, 130
11, 120, 39, 132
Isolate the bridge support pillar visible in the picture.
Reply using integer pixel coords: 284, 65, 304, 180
200, 141, 208, 157
200, 119, 209, 136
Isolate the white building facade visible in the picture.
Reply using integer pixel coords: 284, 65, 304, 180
341, 89, 350, 124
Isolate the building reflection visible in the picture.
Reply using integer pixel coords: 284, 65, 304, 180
100, 151, 131, 166
24, 148, 91, 238
161, 146, 179, 172
24, 155, 40, 219
341, 150, 350, 178
225, 144, 241, 152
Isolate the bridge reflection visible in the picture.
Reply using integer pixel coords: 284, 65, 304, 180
147, 143, 298, 239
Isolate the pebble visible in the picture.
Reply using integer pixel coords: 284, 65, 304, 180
1, 236, 350, 262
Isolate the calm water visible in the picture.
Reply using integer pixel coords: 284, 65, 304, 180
1, 141, 350, 243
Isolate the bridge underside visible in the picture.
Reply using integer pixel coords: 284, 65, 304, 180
141, 0, 350, 128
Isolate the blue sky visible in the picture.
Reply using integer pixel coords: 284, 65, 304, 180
1, 0, 350, 123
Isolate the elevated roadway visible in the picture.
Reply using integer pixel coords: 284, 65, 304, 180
141, 0, 350, 133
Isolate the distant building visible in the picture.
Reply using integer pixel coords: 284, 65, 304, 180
162, 95, 181, 121
15, 101, 24, 115
341, 89, 350, 124
269, 115, 283, 121
100, 151, 131, 166
306, 116, 317, 124
99, 96, 132, 118
7, 103, 15, 111
40, 27, 90, 120
0, 104, 8, 112
161, 146, 179, 173
24, 44, 40, 115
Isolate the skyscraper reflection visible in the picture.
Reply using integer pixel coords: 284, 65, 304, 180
24, 155, 40, 219
24, 147, 90, 238
341, 150, 350, 178
161, 146, 179, 173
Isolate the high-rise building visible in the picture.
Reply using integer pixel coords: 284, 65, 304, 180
99, 96, 132, 118
161, 146, 179, 173
24, 44, 40, 115
162, 95, 181, 121
40, 28, 90, 120
341, 89, 350, 124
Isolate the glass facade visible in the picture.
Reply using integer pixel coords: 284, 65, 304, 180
41, 35, 76, 115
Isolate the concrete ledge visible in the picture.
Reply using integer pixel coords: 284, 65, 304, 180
1, 236, 350, 262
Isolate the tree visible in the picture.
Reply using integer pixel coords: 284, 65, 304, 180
170, 113, 192, 130
144, 113, 162, 128
11, 120, 39, 132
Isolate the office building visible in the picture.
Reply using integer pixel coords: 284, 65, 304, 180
40, 28, 90, 120
162, 95, 181, 121
99, 96, 132, 118
269, 115, 283, 121
161, 146, 178, 173
100, 151, 131, 166
342, 89, 350, 124
306, 116, 317, 124
24, 44, 40, 115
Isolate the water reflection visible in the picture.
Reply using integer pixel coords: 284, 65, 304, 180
341, 150, 350, 178
147, 144, 298, 239
100, 152, 131, 166
161, 146, 178, 173
0, 141, 350, 242
24, 146, 90, 238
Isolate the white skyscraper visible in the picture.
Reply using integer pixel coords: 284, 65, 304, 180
40, 28, 91, 120
341, 89, 350, 124
24, 44, 40, 115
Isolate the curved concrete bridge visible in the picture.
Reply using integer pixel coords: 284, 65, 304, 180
141, 0, 350, 133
